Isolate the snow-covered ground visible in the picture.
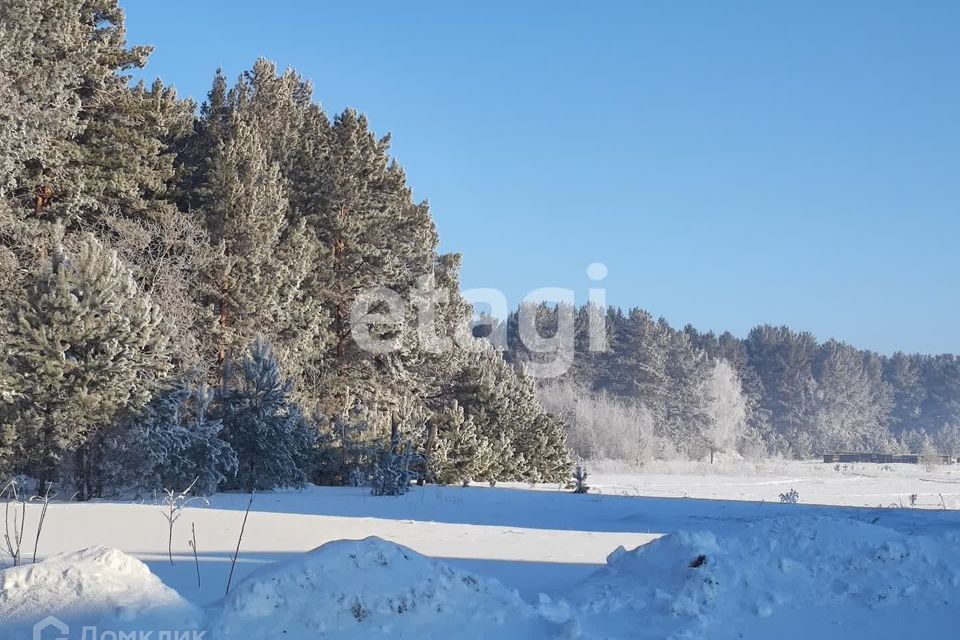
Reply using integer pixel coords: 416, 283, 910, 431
583, 458, 960, 509
4, 460, 960, 639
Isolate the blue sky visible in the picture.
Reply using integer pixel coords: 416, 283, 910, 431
123, 1, 960, 354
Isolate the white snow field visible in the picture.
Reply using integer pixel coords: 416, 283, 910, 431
3, 460, 960, 639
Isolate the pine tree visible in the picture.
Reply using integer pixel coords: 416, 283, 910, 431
811, 341, 893, 454
304, 108, 437, 407
5, 234, 171, 495
88, 78, 210, 371
186, 63, 333, 400
0, 0, 88, 203
313, 398, 382, 486
744, 325, 819, 457
715, 331, 774, 454
217, 338, 316, 492
451, 348, 571, 482
936, 422, 960, 458
516, 412, 572, 483
0, 0, 91, 318
612, 309, 671, 425
0, 0, 209, 372
922, 355, 960, 436
663, 325, 711, 454
18, 0, 180, 229
884, 352, 926, 436
427, 403, 489, 485
505, 301, 576, 379
101, 378, 238, 495
205, 113, 326, 376
0, 363, 18, 476
203, 113, 310, 365
407, 252, 478, 402
568, 303, 610, 388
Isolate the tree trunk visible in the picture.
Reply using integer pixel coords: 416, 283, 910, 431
419, 421, 438, 486
217, 272, 229, 367
73, 444, 87, 502
390, 411, 400, 454
38, 417, 56, 497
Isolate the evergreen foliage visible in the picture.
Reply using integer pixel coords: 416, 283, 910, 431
4, 235, 171, 496
505, 303, 960, 461
427, 403, 490, 486
370, 432, 420, 497
217, 338, 316, 492
0, 0, 568, 492
102, 379, 237, 496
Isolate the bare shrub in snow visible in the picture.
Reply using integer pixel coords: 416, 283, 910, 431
779, 488, 800, 504
160, 478, 207, 566
538, 381, 655, 464
540, 361, 751, 466
1, 478, 27, 566
0, 477, 54, 567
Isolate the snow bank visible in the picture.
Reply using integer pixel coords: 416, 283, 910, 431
573, 516, 960, 639
0, 547, 200, 636
208, 536, 568, 639
6, 513, 959, 640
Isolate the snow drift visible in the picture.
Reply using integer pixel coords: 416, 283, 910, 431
0, 547, 200, 636
208, 536, 567, 639
4, 516, 959, 640
573, 515, 960, 639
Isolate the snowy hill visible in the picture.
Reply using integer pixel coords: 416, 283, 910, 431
0, 547, 200, 638
209, 536, 561, 639
573, 516, 960, 639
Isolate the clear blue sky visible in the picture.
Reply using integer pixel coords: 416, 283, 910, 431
123, 1, 960, 355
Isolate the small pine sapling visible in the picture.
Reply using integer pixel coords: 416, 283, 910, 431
371, 443, 419, 496
371, 414, 421, 497
572, 463, 590, 494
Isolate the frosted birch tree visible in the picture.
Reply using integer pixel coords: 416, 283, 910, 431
702, 359, 747, 463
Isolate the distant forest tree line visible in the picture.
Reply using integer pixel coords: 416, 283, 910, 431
495, 303, 960, 462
